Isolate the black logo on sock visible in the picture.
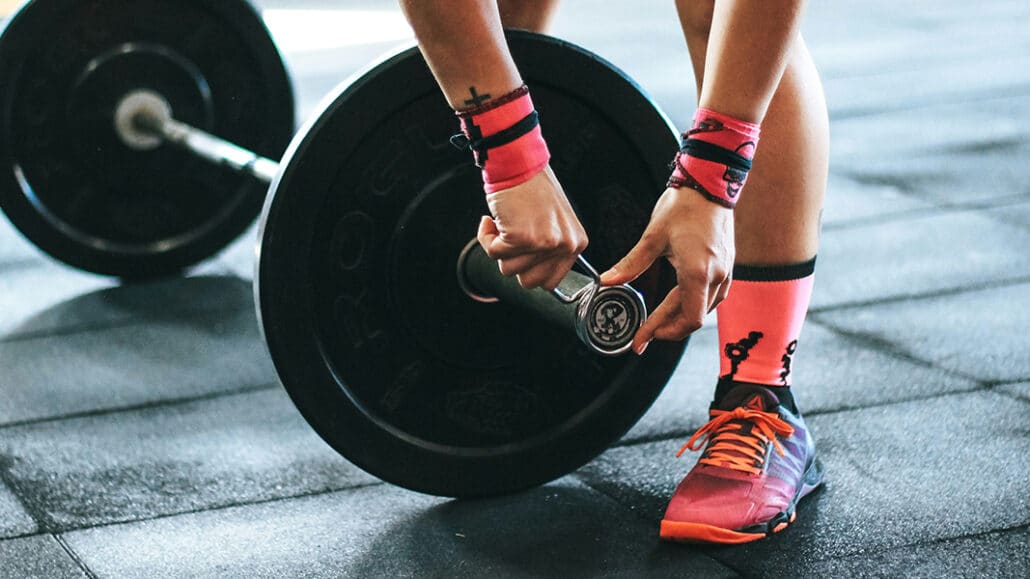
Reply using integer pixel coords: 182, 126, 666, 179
779, 340, 798, 385
725, 331, 763, 379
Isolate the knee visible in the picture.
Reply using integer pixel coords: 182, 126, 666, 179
676, 0, 714, 41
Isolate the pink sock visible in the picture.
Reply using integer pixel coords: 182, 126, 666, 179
716, 259, 816, 386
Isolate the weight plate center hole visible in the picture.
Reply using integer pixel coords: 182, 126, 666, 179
456, 238, 499, 304
113, 89, 172, 151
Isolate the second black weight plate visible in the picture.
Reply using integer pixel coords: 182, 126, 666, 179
0, 0, 294, 277
258, 31, 684, 497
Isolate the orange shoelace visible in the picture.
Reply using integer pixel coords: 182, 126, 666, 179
677, 406, 795, 475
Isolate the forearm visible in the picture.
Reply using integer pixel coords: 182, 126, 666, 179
699, 0, 807, 123
399, 0, 523, 109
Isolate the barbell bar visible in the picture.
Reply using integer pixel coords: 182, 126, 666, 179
114, 89, 280, 184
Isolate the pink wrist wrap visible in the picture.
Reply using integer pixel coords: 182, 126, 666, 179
667, 108, 761, 208
452, 86, 550, 194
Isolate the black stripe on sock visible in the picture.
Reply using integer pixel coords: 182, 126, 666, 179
714, 378, 799, 415
733, 256, 816, 282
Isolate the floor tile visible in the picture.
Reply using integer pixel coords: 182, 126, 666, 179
0, 535, 86, 579
823, 52, 1030, 119
830, 94, 1030, 164
0, 389, 375, 532
839, 140, 1030, 205
0, 272, 249, 342
815, 282, 1030, 383
0, 482, 36, 538
811, 211, 1030, 309
998, 382, 1030, 402
800, 526, 1029, 579
64, 480, 736, 579
0, 301, 275, 425
0, 264, 115, 340
821, 175, 934, 228
985, 200, 1030, 231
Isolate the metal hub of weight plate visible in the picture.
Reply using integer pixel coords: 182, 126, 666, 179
0, 0, 293, 277
257, 31, 685, 497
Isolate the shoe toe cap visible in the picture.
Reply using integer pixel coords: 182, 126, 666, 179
664, 474, 758, 529
664, 472, 793, 530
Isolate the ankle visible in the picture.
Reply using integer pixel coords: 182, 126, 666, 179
714, 378, 798, 415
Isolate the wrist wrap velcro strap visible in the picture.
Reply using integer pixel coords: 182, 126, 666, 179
450, 111, 540, 158
667, 108, 760, 209
451, 85, 550, 194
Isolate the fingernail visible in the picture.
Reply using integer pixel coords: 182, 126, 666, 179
633, 340, 650, 356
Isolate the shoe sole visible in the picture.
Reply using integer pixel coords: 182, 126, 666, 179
659, 459, 825, 544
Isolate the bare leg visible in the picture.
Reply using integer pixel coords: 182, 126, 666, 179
677, 0, 827, 262
693, 0, 807, 123
399, 0, 523, 109
734, 38, 827, 262
498, 0, 560, 33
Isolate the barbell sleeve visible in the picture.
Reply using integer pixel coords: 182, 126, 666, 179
458, 240, 647, 356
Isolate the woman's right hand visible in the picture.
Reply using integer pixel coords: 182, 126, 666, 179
600, 186, 736, 354
477, 165, 589, 291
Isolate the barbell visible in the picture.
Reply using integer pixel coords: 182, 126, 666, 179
0, 0, 688, 496
0, 0, 294, 277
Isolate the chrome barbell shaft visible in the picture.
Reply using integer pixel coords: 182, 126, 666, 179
114, 89, 280, 184
151, 116, 280, 183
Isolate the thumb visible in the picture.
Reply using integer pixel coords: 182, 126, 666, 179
477, 215, 499, 246
600, 235, 663, 286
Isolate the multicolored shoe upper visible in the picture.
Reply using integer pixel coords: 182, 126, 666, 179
660, 382, 823, 544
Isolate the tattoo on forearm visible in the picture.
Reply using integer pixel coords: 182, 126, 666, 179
464, 86, 491, 107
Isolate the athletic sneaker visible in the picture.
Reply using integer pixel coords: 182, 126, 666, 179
660, 382, 824, 544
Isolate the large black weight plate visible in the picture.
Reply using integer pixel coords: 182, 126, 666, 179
0, 0, 293, 277
258, 32, 685, 497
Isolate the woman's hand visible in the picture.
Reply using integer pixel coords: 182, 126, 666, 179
477, 165, 589, 290
600, 188, 735, 354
